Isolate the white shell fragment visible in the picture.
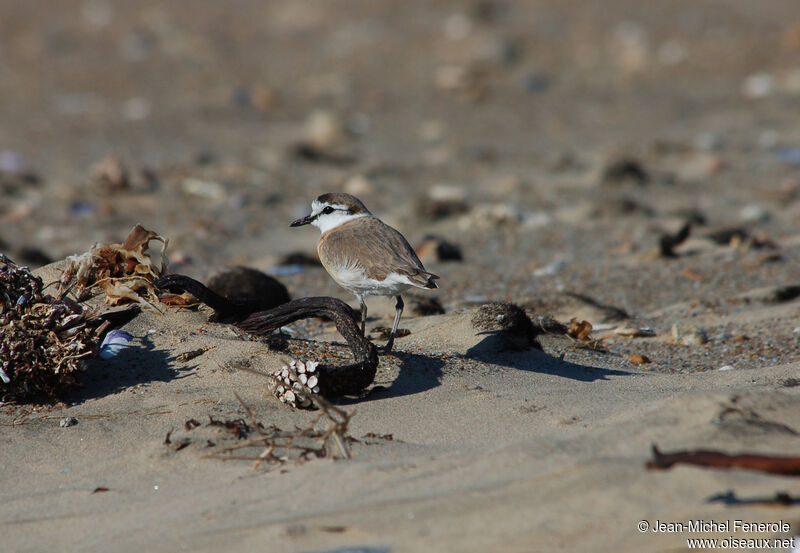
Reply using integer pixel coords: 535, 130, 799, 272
99, 330, 134, 360
0, 366, 10, 384
307, 376, 318, 389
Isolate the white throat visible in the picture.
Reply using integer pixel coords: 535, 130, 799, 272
312, 211, 368, 234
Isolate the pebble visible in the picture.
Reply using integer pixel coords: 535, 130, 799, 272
435, 65, 468, 91
524, 72, 549, 93
657, 39, 687, 65
443, 13, 472, 40
305, 109, 345, 148
613, 20, 649, 73
533, 256, 569, 277
207, 266, 291, 309
459, 203, 551, 230
742, 72, 774, 99
429, 184, 465, 202
344, 174, 372, 195
739, 204, 770, 223
59, 417, 79, 428
181, 178, 226, 201
600, 157, 649, 186
671, 323, 707, 346
415, 235, 462, 263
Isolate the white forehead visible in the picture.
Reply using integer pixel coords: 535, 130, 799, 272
310, 202, 368, 233
312, 199, 349, 213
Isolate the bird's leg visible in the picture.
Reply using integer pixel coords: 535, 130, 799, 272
381, 295, 404, 354
357, 295, 367, 336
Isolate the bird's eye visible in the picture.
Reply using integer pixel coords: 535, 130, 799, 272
322, 206, 334, 215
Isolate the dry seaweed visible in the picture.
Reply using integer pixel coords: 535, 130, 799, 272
209, 389, 352, 469
0, 254, 136, 400
62, 224, 168, 306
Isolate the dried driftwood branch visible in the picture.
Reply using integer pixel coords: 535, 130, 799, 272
154, 274, 379, 397
155, 274, 267, 321
646, 444, 800, 476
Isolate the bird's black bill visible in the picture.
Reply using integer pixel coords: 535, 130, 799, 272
290, 214, 315, 227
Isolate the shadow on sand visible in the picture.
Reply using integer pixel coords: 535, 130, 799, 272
465, 334, 632, 382
360, 333, 632, 402
69, 335, 194, 402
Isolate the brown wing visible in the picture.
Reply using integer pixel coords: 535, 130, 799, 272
318, 217, 439, 289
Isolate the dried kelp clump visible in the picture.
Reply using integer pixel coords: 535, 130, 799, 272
62, 224, 169, 306
0, 255, 110, 399
471, 302, 542, 351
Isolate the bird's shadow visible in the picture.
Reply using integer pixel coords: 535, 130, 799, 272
357, 333, 631, 403
68, 334, 194, 403
464, 334, 632, 382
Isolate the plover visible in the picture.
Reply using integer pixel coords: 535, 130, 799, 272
291, 192, 439, 352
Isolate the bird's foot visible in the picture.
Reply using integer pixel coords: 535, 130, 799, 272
378, 339, 395, 355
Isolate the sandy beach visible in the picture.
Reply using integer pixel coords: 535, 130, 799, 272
2, 1, 800, 551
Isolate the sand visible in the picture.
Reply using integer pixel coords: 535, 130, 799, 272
2, 1, 800, 551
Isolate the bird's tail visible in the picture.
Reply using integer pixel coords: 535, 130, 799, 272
422, 271, 439, 289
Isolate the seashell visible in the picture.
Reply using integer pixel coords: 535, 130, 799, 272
60, 314, 83, 328
298, 374, 308, 385
277, 385, 285, 394
307, 376, 318, 389
305, 361, 317, 373
0, 366, 10, 384
281, 368, 289, 378
312, 386, 320, 394
297, 361, 306, 373
99, 330, 134, 360
289, 359, 296, 367
284, 390, 296, 403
